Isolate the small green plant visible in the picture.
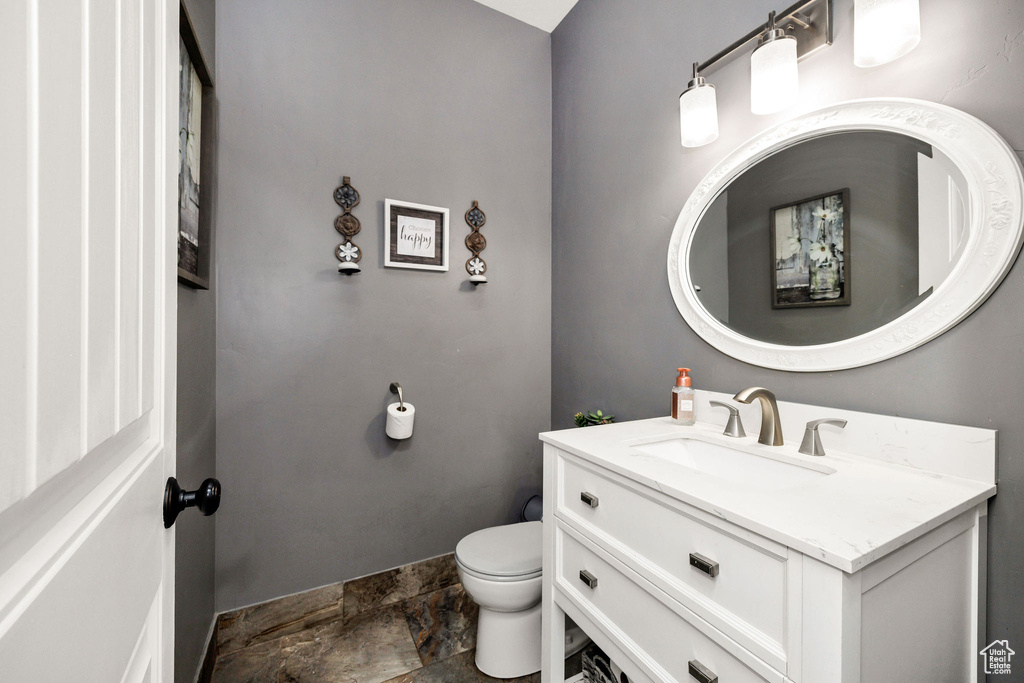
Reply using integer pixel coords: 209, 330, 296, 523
573, 409, 615, 427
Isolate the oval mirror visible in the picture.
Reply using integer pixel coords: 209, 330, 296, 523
668, 98, 1024, 371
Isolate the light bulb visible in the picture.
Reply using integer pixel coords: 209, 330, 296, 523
854, 0, 921, 67
750, 33, 798, 115
680, 78, 719, 148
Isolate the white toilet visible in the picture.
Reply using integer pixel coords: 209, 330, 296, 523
456, 520, 589, 679
456, 521, 543, 678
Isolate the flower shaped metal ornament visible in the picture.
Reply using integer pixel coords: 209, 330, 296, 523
334, 176, 362, 274
337, 241, 361, 262
464, 201, 488, 284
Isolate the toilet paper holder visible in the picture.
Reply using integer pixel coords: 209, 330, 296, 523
390, 382, 406, 411
386, 383, 414, 440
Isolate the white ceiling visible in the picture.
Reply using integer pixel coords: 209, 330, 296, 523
471, 0, 582, 33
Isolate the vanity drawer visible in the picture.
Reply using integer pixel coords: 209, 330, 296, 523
557, 455, 788, 655
555, 524, 781, 683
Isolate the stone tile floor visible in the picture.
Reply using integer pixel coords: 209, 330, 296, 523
211, 553, 581, 682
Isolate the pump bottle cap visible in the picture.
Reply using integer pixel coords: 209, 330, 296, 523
676, 368, 691, 387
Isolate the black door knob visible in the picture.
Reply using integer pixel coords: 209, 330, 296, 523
164, 477, 221, 528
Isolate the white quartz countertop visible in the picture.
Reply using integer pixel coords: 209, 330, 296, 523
540, 417, 996, 573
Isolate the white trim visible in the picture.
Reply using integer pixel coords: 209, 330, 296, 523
26, 0, 40, 493
972, 504, 988, 682
160, 0, 177, 678
121, 590, 163, 683
113, 0, 123, 426
667, 98, 1024, 372
383, 198, 450, 271
80, 0, 91, 458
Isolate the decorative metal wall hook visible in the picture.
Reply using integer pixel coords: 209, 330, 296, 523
464, 201, 488, 284
334, 176, 362, 274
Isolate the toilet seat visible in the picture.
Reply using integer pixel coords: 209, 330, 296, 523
455, 521, 542, 581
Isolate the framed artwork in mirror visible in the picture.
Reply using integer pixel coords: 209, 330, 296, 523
770, 189, 851, 308
177, 2, 212, 289
384, 199, 450, 271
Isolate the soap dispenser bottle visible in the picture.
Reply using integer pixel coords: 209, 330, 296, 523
671, 368, 695, 426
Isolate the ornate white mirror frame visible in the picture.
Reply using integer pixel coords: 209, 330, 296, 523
668, 98, 1024, 372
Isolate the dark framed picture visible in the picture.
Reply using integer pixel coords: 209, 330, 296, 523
177, 3, 212, 289
771, 189, 851, 308
384, 199, 450, 271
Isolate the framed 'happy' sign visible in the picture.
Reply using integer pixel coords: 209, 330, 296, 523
384, 199, 450, 271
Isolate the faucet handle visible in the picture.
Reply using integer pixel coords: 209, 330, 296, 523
709, 401, 746, 438
799, 418, 847, 456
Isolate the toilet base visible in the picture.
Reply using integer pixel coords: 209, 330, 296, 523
474, 602, 542, 678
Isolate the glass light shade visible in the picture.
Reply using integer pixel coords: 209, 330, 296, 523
750, 36, 799, 115
854, 0, 921, 67
679, 83, 719, 148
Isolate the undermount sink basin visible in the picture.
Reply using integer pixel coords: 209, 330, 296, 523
631, 437, 834, 489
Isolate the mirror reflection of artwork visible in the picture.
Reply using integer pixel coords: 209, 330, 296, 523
178, 36, 202, 276
688, 132, 931, 346
771, 189, 851, 308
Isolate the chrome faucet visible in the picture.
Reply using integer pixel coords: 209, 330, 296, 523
709, 401, 746, 438
798, 418, 847, 456
732, 387, 784, 446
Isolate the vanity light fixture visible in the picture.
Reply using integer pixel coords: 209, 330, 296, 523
853, 0, 921, 67
679, 63, 719, 148
679, 0, 833, 147
750, 12, 799, 115
679, 0, 924, 146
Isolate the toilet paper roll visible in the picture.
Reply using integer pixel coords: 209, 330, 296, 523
386, 402, 415, 439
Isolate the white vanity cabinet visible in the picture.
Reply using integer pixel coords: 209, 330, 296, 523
540, 395, 996, 683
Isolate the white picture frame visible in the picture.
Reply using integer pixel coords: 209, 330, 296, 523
384, 198, 450, 271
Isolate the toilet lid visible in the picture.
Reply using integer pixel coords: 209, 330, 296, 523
455, 521, 542, 578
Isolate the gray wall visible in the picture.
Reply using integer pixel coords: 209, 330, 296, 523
214, 0, 552, 611
552, 0, 1024, 645
176, 0, 217, 681
725, 132, 920, 345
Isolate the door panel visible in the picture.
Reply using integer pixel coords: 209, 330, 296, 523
0, 0, 176, 680
122, 591, 163, 683
0, 0, 31, 509
86, 0, 121, 453
36, 0, 85, 482
0, 453, 165, 681
119, 0, 143, 431
1, 0, 166, 512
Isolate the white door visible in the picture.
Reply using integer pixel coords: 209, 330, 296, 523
0, 0, 177, 680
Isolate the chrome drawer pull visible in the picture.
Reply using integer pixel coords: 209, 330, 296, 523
689, 552, 719, 578
688, 660, 718, 683
580, 491, 599, 508
579, 569, 598, 589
